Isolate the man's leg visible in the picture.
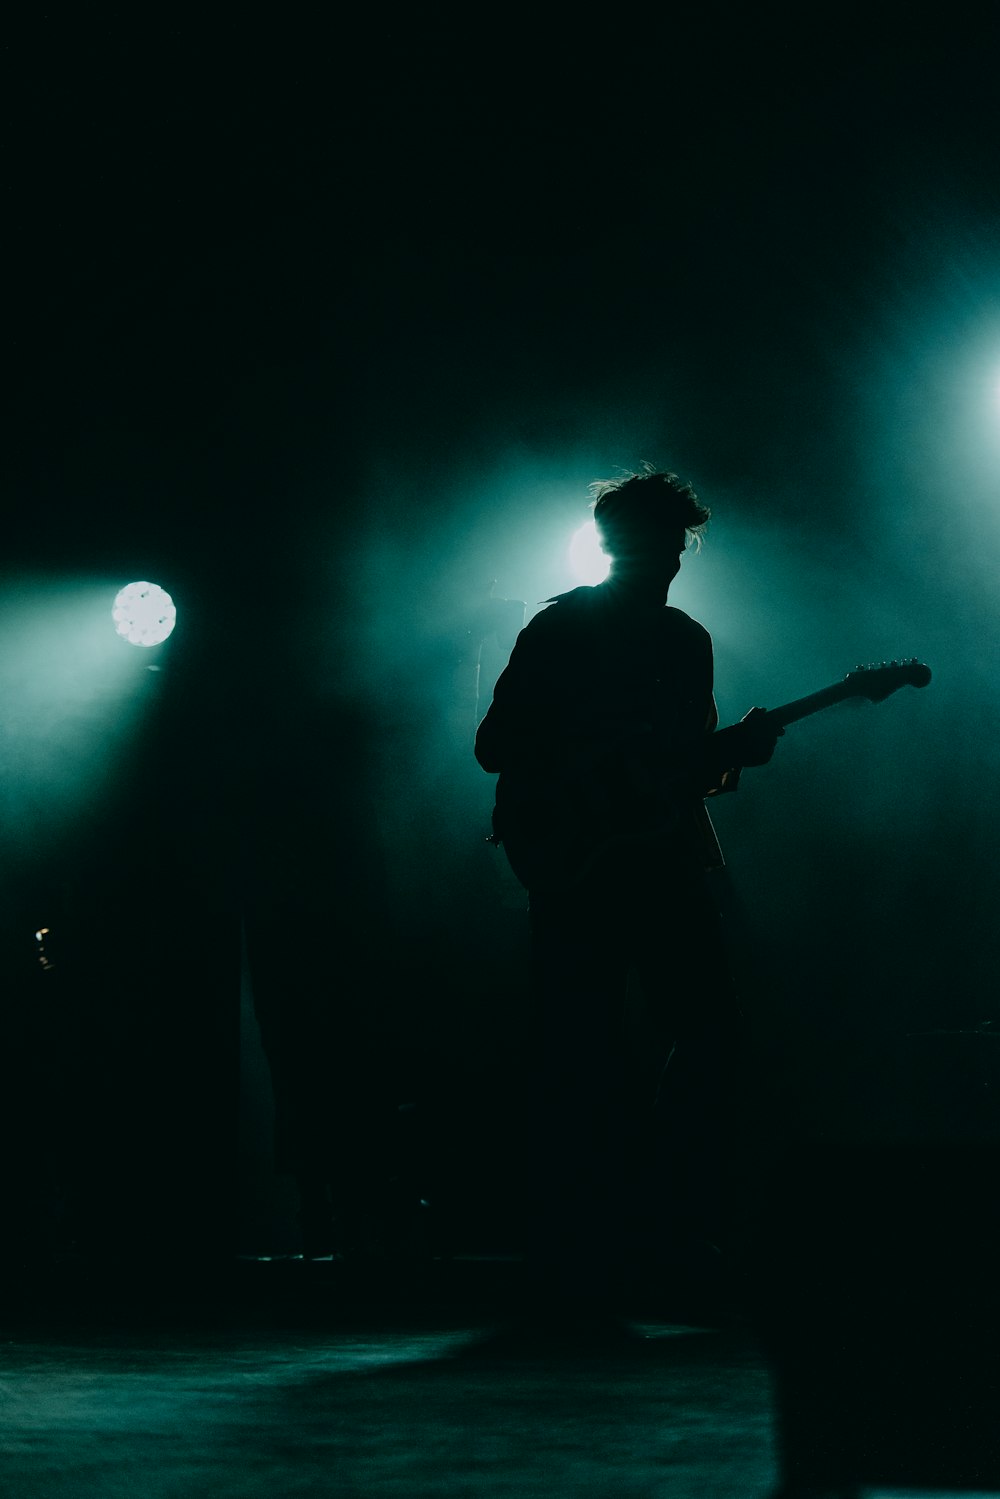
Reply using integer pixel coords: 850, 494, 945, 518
639, 876, 748, 1298
523, 894, 635, 1317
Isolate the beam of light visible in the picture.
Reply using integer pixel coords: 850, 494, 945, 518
0, 576, 165, 863
112, 581, 176, 647
568, 521, 610, 584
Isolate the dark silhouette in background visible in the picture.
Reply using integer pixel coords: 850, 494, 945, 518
240, 691, 422, 1262
475, 467, 783, 1334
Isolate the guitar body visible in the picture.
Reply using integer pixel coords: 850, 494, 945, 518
494, 659, 932, 896
498, 800, 693, 897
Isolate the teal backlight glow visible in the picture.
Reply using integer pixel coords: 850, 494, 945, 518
568, 521, 610, 585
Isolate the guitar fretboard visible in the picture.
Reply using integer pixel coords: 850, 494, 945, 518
771, 682, 855, 729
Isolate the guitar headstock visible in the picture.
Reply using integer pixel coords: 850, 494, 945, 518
844, 658, 932, 702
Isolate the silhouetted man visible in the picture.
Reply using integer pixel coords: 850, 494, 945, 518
474, 466, 782, 1334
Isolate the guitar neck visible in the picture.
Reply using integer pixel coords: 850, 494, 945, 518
770, 680, 855, 729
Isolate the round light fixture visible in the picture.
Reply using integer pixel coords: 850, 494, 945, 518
112, 582, 177, 647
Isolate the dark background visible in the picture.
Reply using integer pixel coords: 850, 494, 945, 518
3, 11, 1000, 1260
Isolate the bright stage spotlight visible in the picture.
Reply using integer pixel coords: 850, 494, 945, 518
112, 582, 176, 647
568, 521, 610, 585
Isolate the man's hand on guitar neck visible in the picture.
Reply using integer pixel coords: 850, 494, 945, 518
710, 706, 785, 772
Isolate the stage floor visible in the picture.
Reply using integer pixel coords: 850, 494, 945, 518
1, 1255, 780, 1498
3, 1255, 997, 1498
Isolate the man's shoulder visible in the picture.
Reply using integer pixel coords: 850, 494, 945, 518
522, 590, 712, 648
663, 605, 712, 643
540, 585, 598, 609
520, 586, 598, 632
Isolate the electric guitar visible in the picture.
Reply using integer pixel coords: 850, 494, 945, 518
763, 658, 931, 733
497, 658, 932, 894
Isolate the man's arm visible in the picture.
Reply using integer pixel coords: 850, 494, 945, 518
699, 695, 739, 798
474, 605, 562, 775
702, 706, 783, 793
474, 634, 535, 773
473, 698, 504, 773
685, 625, 782, 795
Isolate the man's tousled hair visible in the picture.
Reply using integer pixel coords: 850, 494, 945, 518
589, 463, 710, 556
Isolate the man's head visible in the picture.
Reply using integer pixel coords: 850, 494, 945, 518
589, 465, 710, 595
